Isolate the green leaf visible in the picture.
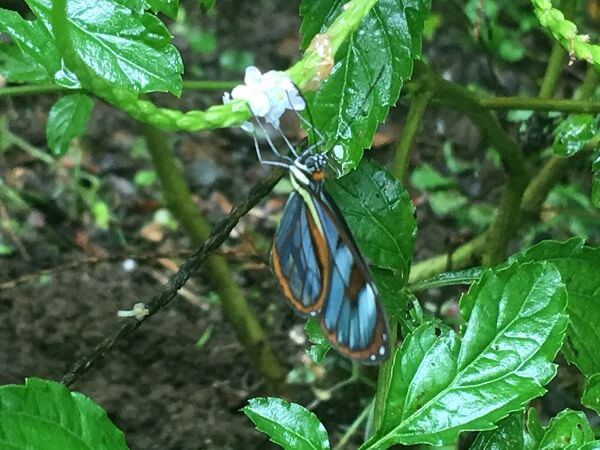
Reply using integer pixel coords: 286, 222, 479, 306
536, 409, 594, 449
410, 163, 455, 191
46, 94, 94, 156
592, 150, 600, 208
0, 378, 129, 449
0, 7, 79, 87
299, 0, 431, 172
553, 114, 600, 156
372, 268, 411, 322
508, 239, 600, 377
469, 412, 524, 450
146, 0, 179, 18
305, 319, 330, 363
327, 159, 416, 277
362, 261, 568, 449
582, 373, 600, 415
427, 189, 468, 217
0, 43, 49, 83
25, 0, 183, 95
243, 397, 330, 450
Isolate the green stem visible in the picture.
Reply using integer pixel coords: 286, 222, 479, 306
371, 321, 397, 437
141, 124, 286, 393
538, 41, 567, 100
391, 83, 433, 182
479, 96, 600, 113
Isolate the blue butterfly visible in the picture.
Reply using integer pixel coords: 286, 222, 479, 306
253, 126, 391, 364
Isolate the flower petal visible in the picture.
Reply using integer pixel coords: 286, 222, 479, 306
244, 66, 263, 87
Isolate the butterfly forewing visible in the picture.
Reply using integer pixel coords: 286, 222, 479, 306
271, 192, 330, 316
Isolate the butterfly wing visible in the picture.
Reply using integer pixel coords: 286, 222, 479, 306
313, 191, 391, 364
271, 192, 330, 317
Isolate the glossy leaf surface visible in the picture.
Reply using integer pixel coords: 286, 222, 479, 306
328, 159, 416, 278
299, 0, 431, 172
243, 397, 330, 450
46, 94, 94, 156
362, 261, 568, 448
509, 239, 600, 377
0, 378, 128, 450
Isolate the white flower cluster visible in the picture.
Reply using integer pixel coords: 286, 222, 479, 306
223, 66, 305, 131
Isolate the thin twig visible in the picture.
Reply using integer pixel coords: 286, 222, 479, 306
61, 169, 283, 386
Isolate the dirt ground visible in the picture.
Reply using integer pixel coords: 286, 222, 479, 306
0, 1, 593, 449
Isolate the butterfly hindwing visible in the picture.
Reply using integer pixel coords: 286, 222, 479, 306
314, 191, 390, 364
271, 192, 330, 316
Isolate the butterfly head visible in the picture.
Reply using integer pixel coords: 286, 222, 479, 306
292, 150, 328, 185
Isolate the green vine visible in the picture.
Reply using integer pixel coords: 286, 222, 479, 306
50, 0, 377, 132
532, 0, 600, 68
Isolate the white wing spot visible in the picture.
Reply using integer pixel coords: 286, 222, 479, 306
370, 354, 376, 361
379, 345, 386, 356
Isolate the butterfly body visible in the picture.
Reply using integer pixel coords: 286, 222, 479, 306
271, 149, 390, 364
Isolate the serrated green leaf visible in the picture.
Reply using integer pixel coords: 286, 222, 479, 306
372, 268, 411, 322
0, 7, 79, 87
537, 409, 594, 449
46, 94, 94, 156
582, 373, 600, 415
362, 261, 568, 449
410, 163, 455, 191
469, 412, 524, 450
327, 159, 416, 277
508, 239, 600, 377
0, 43, 49, 83
243, 397, 330, 450
305, 319, 330, 363
526, 407, 545, 448
553, 114, 600, 156
0, 378, 128, 449
299, 0, 431, 172
25, 0, 183, 95
146, 0, 179, 18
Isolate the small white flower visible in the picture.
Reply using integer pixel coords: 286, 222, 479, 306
223, 65, 305, 131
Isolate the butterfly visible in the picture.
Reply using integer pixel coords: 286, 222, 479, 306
254, 125, 391, 364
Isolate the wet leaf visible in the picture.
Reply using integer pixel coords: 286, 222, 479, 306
300, 0, 431, 172
327, 159, 416, 277
0, 43, 49, 83
0, 7, 80, 88
469, 412, 524, 450
146, 0, 179, 18
46, 94, 94, 156
0, 378, 128, 449
25, 0, 183, 95
362, 261, 568, 448
534, 409, 594, 449
582, 373, 600, 415
508, 239, 600, 377
243, 397, 330, 450
553, 114, 599, 156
